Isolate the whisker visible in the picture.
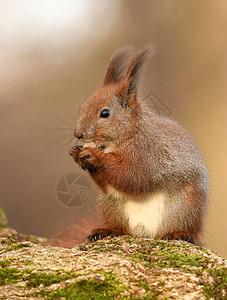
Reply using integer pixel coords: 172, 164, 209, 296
49, 128, 74, 133
43, 128, 74, 140
47, 113, 75, 128
40, 134, 74, 159
43, 113, 81, 160
48, 134, 73, 148
56, 136, 76, 159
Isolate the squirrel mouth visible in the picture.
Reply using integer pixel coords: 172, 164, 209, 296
94, 140, 105, 151
83, 140, 105, 152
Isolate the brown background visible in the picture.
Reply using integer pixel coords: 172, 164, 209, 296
0, 1, 226, 258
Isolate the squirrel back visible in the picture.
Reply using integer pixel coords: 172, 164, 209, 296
70, 46, 208, 245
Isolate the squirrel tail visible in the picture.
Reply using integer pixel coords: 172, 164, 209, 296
50, 215, 103, 248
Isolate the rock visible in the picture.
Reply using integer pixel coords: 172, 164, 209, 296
0, 236, 226, 299
0, 227, 48, 245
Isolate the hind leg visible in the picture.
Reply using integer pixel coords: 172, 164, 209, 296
86, 228, 127, 242
161, 231, 197, 244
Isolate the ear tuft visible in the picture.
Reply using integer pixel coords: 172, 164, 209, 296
125, 44, 155, 95
102, 47, 133, 86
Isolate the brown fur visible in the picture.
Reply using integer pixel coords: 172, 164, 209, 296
70, 46, 209, 245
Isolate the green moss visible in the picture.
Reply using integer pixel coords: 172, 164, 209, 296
203, 267, 227, 299
24, 260, 33, 266
0, 257, 14, 268
25, 272, 74, 288
0, 267, 76, 288
136, 278, 165, 298
131, 278, 167, 300
137, 279, 150, 292
0, 239, 31, 252
0, 257, 23, 285
0, 257, 76, 288
0, 258, 33, 286
7, 243, 31, 252
0, 267, 22, 285
0, 238, 14, 245
84, 237, 214, 276
130, 240, 209, 273
39, 271, 127, 299
154, 251, 204, 268
0, 236, 226, 299
139, 292, 168, 300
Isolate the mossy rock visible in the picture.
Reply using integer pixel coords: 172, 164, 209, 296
0, 236, 226, 299
0, 208, 8, 228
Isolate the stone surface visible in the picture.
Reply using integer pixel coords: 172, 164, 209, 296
0, 236, 226, 299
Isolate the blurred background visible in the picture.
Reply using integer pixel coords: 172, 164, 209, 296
0, 0, 226, 257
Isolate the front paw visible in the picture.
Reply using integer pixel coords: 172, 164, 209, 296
79, 148, 96, 171
72, 147, 98, 171
69, 145, 83, 163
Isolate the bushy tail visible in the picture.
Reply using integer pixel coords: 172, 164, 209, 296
50, 215, 104, 248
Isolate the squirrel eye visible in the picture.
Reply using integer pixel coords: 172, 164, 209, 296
100, 109, 110, 118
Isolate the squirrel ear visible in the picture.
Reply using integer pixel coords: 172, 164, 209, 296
101, 47, 133, 86
122, 45, 155, 97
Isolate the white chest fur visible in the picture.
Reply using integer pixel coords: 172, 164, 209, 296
107, 187, 166, 238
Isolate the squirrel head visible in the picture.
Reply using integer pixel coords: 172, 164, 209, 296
75, 45, 154, 152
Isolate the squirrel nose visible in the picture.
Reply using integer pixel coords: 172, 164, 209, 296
74, 130, 83, 140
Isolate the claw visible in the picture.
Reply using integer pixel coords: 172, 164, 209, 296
69, 145, 83, 156
69, 149, 74, 156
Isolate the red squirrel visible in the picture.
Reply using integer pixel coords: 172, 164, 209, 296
69, 46, 208, 245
